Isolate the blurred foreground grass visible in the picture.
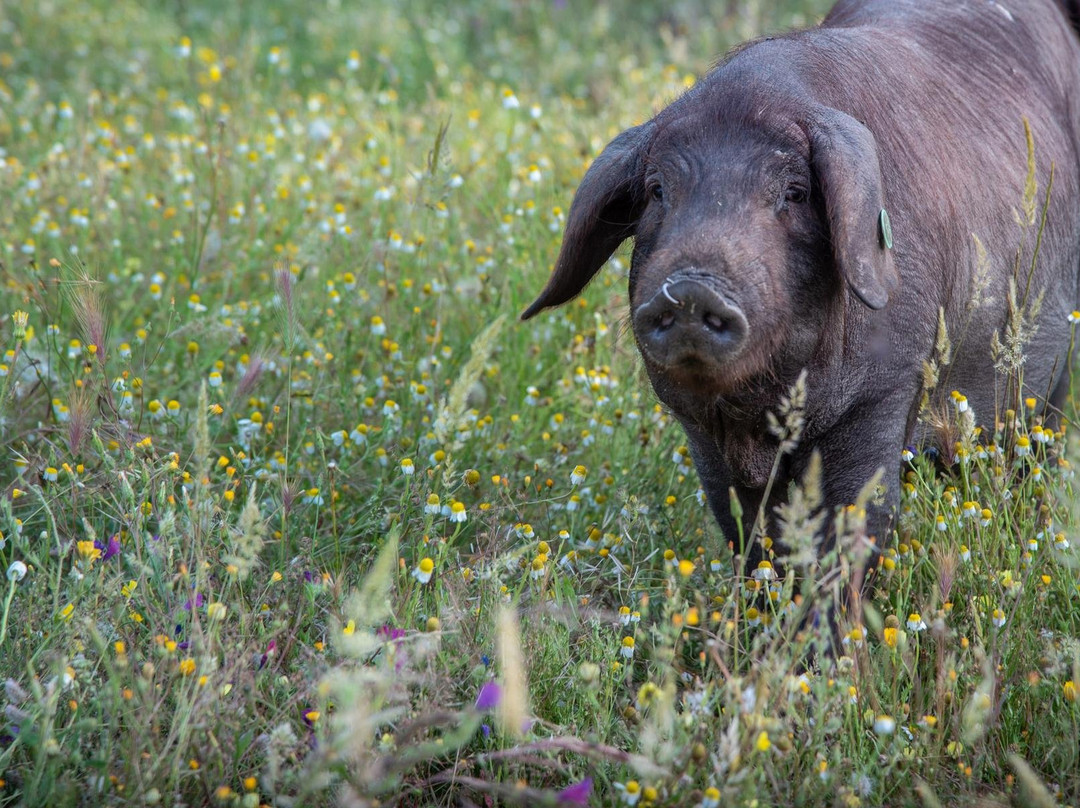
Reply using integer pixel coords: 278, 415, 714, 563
0, 0, 1078, 805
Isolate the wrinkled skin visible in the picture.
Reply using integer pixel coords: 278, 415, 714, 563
523, 0, 1080, 592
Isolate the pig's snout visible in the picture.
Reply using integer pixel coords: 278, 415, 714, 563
634, 277, 748, 371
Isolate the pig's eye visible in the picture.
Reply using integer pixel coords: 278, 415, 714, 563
784, 185, 808, 205
648, 182, 663, 202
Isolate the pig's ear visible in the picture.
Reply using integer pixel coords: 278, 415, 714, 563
521, 122, 653, 320
810, 108, 898, 310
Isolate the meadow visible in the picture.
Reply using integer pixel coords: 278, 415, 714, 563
0, 0, 1078, 805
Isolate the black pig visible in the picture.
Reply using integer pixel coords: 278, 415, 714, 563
522, 0, 1080, 584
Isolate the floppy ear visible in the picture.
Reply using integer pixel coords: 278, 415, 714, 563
810, 108, 897, 310
521, 122, 653, 320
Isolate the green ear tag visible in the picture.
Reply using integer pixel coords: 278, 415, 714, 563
879, 208, 894, 250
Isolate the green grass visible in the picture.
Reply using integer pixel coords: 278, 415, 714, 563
1, 0, 1078, 805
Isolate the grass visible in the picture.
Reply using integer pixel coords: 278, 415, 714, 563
0, 0, 1078, 805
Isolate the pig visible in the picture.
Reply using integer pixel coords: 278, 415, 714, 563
522, 0, 1080, 590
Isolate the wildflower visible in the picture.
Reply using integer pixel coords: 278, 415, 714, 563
874, 715, 896, 735
475, 681, 502, 711
530, 556, 545, 580
745, 607, 761, 627
77, 540, 102, 564
699, 787, 721, 808
12, 310, 29, 340
370, 315, 386, 335
613, 780, 641, 806
678, 559, 695, 577
620, 636, 635, 659
883, 626, 898, 648
710, 558, 722, 572
1054, 533, 1070, 551
752, 560, 775, 581
501, 88, 520, 109
6, 561, 27, 582
343, 620, 355, 636
449, 501, 467, 523
843, 627, 864, 649
425, 494, 441, 515
1015, 435, 1031, 457
413, 557, 435, 584
1065, 681, 1077, 703
901, 447, 914, 462
991, 608, 1006, 628
98, 534, 121, 561
557, 777, 593, 806
960, 544, 971, 562
906, 613, 926, 632
400, 458, 415, 475
179, 658, 196, 676
755, 731, 771, 752
570, 465, 587, 485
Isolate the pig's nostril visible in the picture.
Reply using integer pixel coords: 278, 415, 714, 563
703, 311, 729, 333
657, 310, 676, 330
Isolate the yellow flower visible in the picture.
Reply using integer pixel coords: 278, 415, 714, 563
755, 731, 771, 752
179, 658, 196, 676
1065, 681, 1077, 703
76, 540, 101, 564
412, 557, 435, 584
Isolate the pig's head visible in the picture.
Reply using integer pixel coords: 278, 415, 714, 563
522, 86, 897, 409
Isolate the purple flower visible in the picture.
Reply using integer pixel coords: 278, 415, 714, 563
377, 625, 406, 643
183, 591, 205, 611
557, 777, 593, 805
475, 681, 502, 711
95, 534, 121, 561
